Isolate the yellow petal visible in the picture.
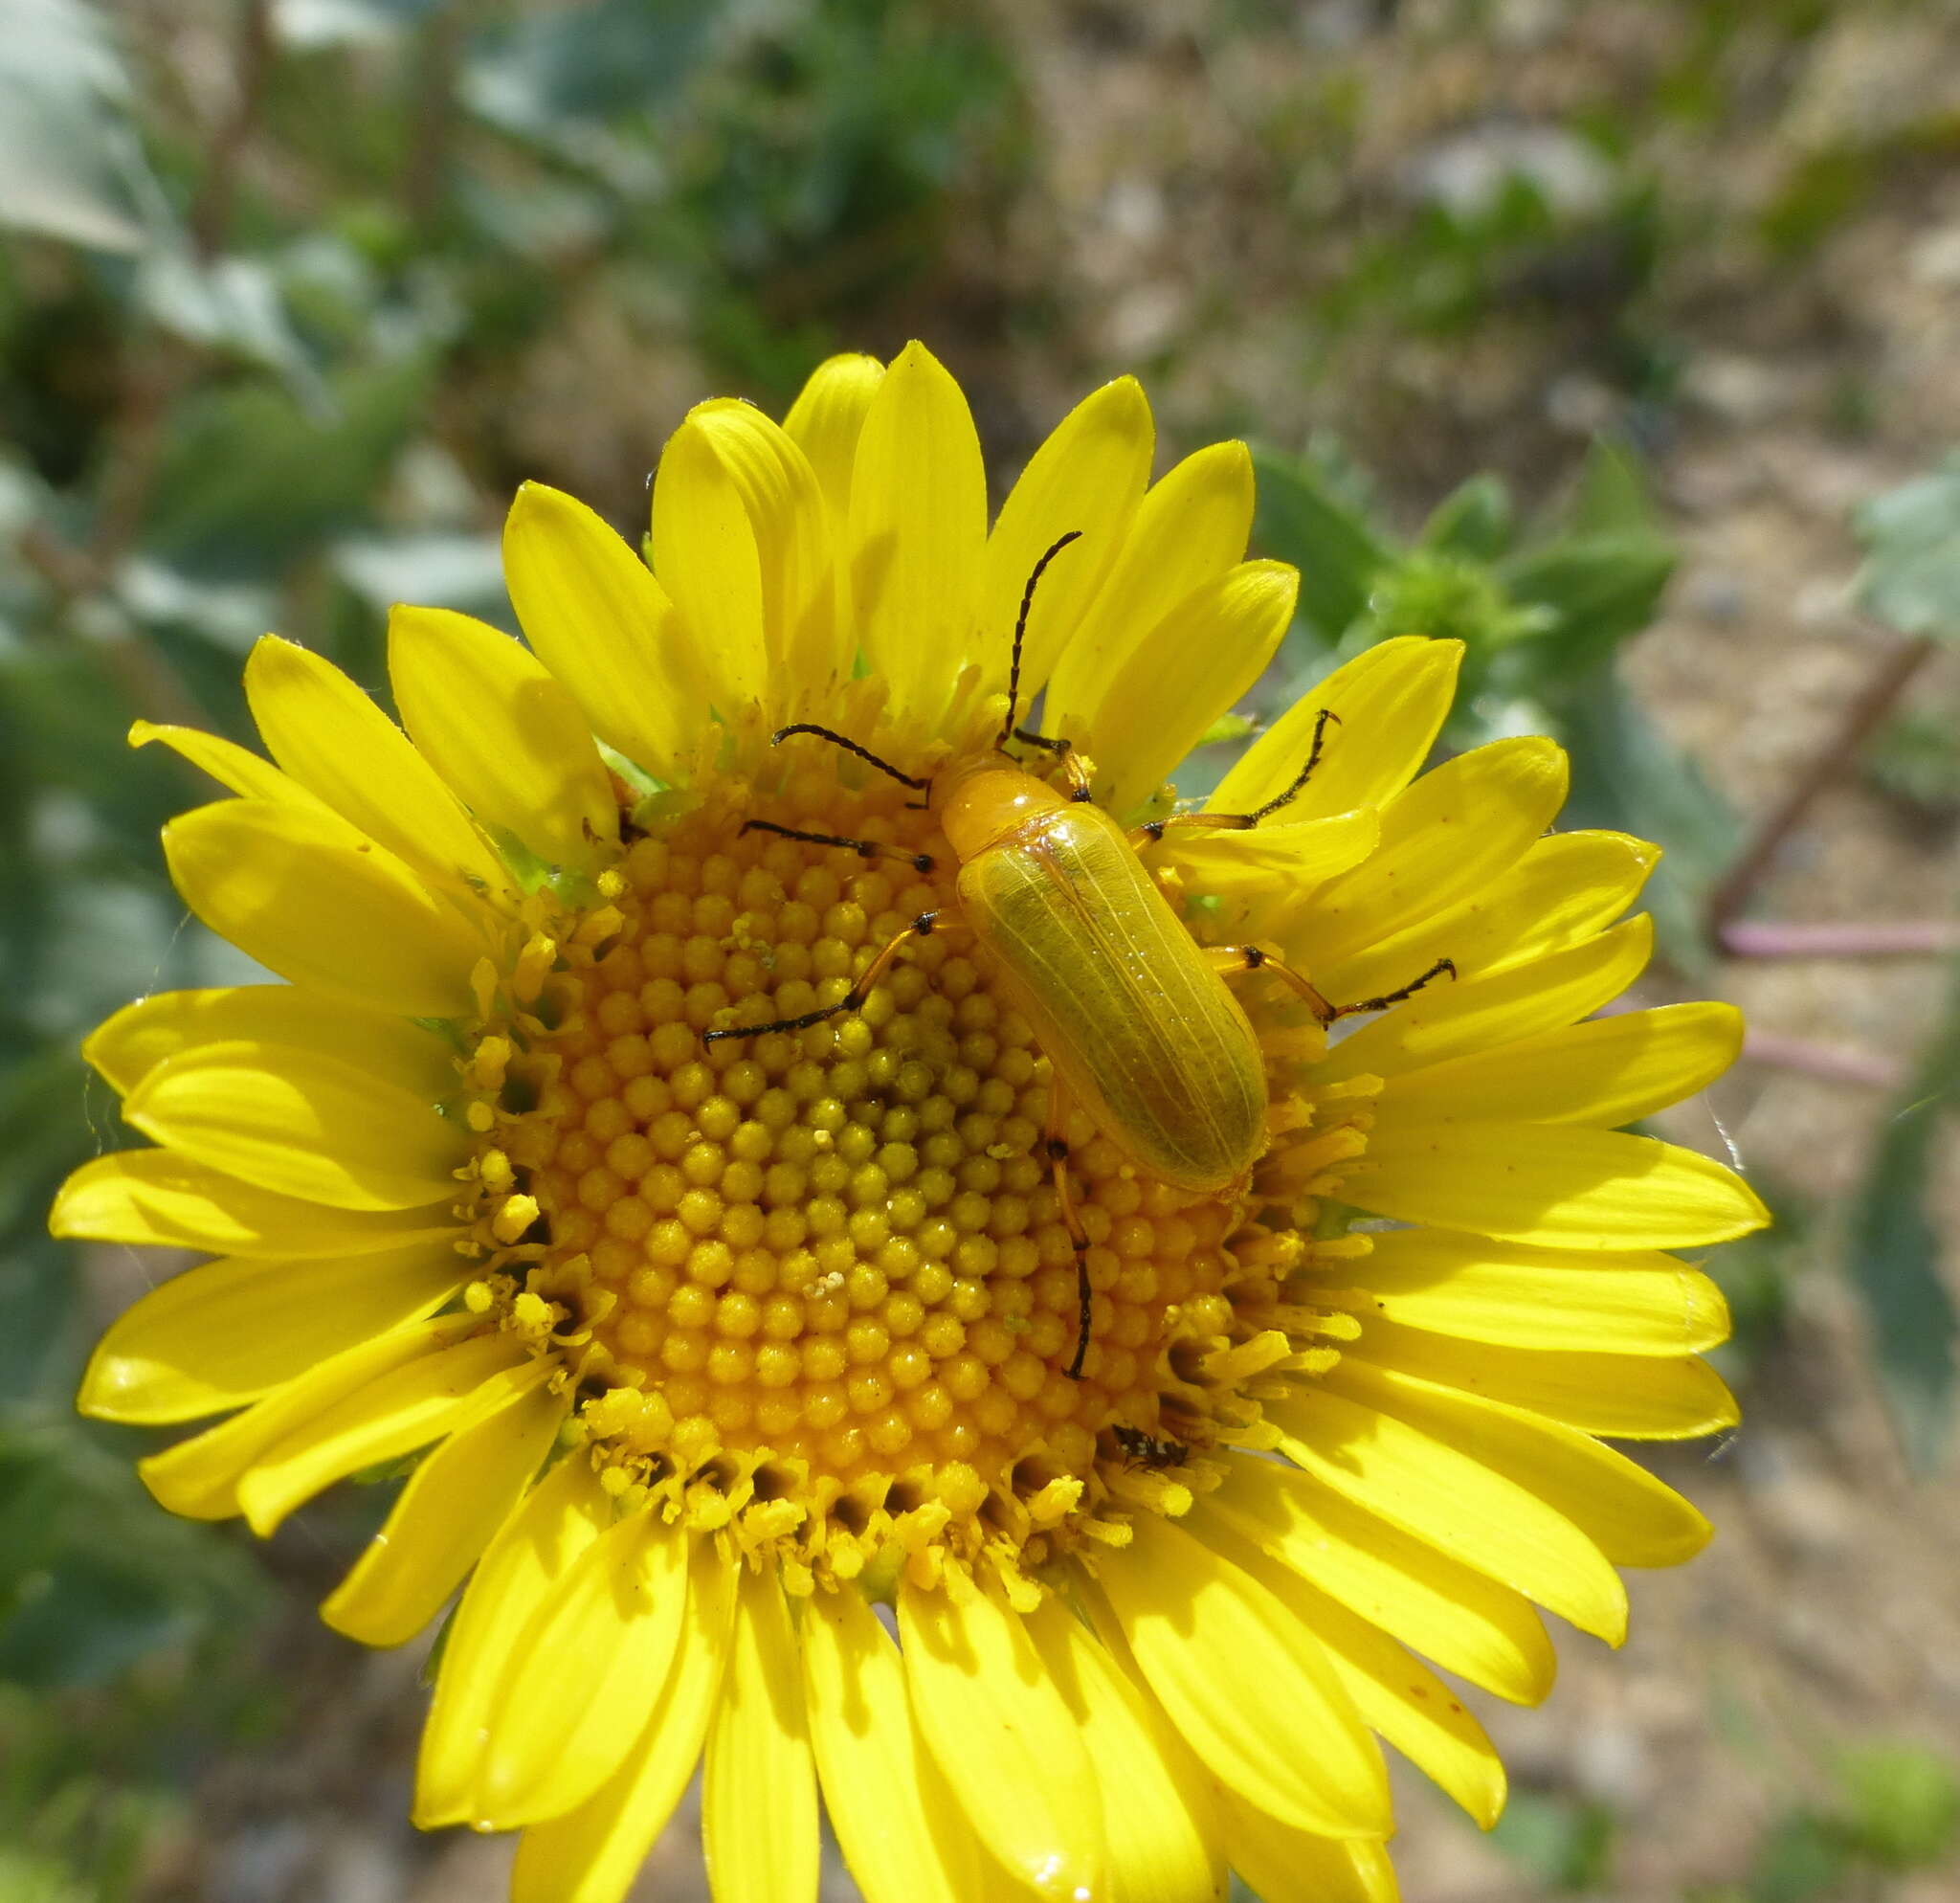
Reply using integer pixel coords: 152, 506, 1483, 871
235, 1331, 535, 1536
130, 718, 338, 814
1214, 1791, 1399, 1903
1375, 1001, 1745, 1131
510, 1539, 735, 1903
1024, 1596, 1225, 1903
85, 984, 457, 1102
846, 342, 988, 732
1159, 808, 1380, 909
162, 799, 483, 1018
502, 481, 698, 783
1322, 1358, 1714, 1568
1283, 735, 1569, 972
650, 418, 769, 729
137, 1312, 476, 1521
1048, 440, 1254, 746
50, 1149, 453, 1258
1348, 1317, 1738, 1440
78, 1241, 465, 1423
122, 1040, 468, 1213
389, 604, 617, 872
242, 635, 506, 897
1351, 1121, 1770, 1249
801, 1584, 980, 1903
323, 1378, 569, 1646
679, 399, 843, 706
415, 1452, 612, 1827
1327, 1227, 1730, 1357
1318, 828, 1659, 1002
1313, 915, 1653, 1085
899, 1574, 1104, 1898
1211, 635, 1460, 824
1089, 1512, 1391, 1839
479, 1508, 692, 1827
1196, 1513, 1505, 1827
1090, 561, 1300, 818
978, 374, 1154, 708
1202, 1452, 1554, 1705
782, 352, 884, 527
1264, 1379, 1628, 1644
704, 1563, 819, 1903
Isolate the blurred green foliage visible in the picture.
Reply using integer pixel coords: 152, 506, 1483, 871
1245, 433, 1726, 974
3, 1, 1959, 1898
1685, 1742, 1960, 1903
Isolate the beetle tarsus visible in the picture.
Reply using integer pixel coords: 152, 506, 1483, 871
1244, 706, 1342, 825
1067, 1244, 1092, 1382
1331, 955, 1457, 1019
702, 913, 947, 1049
1214, 944, 1458, 1027
1179, 707, 1344, 834
1044, 1080, 1095, 1381
702, 1002, 843, 1045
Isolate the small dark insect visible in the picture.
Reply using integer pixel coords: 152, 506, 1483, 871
1111, 1423, 1190, 1469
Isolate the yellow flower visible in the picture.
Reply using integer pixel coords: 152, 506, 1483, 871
56, 342, 1765, 1903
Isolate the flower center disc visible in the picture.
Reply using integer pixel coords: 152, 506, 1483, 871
463, 755, 1248, 1581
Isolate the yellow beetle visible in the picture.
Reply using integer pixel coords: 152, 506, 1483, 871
706, 534, 1451, 1378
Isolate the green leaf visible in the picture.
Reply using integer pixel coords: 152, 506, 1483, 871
1844, 959, 1960, 1473
134, 252, 326, 407
1834, 1742, 1960, 1869
142, 354, 438, 575
1854, 453, 1960, 640
1192, 711, 1256, 750
1568, 436, 1663, 537
1863, 705, 1960, 817
1362, 548, 1554, 654
0, 0, 158, 254
277, 0, 442, 50
331, 530, 508, 622
464, 0, 716, 149
1499, 530, 1675, 676
1549, 665, 1737, 977
1418, 471, 1514, 560
1249, 445, 1392, 642
1748, 1812, 1851, 1903
1488, 1790, 1616, 1892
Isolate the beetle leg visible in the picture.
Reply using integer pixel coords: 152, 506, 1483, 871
739, 818, 935, 874
1010, 728, 1097, 803
1135, 707, 1344, 844
1044, 1082, 1095, 1382
1210, 944, 1457, 1026
703, 910, 963, 1045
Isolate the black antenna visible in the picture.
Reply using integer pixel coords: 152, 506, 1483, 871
1000, 531, 1082, 748
771, 725, 929, 791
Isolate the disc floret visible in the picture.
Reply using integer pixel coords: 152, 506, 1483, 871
449, 741, 1330, 1593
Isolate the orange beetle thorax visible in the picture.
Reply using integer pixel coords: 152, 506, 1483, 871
934, 760, 1069, 862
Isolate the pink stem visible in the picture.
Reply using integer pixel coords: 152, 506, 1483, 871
1721, 920, 1960, 959
1741, 1031, 1904, 1090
